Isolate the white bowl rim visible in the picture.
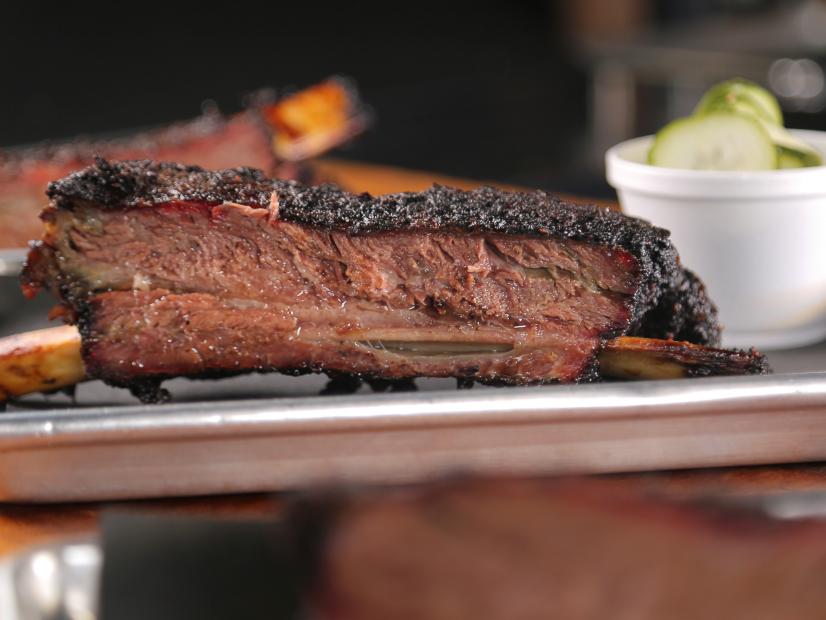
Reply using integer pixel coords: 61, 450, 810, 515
606, 129, 826, 198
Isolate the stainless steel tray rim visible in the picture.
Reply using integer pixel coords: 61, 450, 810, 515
3, 372, 826, 449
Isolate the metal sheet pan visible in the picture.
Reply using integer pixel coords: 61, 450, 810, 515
3, 372, 826, 503
3, 232, 826, 504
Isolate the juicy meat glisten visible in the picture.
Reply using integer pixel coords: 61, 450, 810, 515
24, 159, 722, 400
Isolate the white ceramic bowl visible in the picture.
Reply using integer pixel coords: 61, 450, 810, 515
606, 129, 826, 350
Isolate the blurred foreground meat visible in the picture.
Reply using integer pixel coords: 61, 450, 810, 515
19, 159, 768, 402
311, 478, 826, 619
0, 78, 367, 249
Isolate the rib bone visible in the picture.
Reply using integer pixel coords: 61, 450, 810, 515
0, 325, 84, 400
0, 328, 767, 401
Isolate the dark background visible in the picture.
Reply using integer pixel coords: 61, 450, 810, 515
1, 0, 823, 196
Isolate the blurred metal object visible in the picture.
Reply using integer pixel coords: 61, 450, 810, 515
763, 492, 826, 520
0, 253, 29, 331
0, 250, 26, 277
1, 538, 100, 620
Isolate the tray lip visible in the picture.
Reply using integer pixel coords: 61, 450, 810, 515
4, 372, 826, 503
3, 371, 826, 449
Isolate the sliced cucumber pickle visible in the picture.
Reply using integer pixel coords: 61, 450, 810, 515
649, 112, 776, 171
778, 148, 807, 169
762, 122, 823, 167
694, 78, 783, 126
648, 77, 822, 170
